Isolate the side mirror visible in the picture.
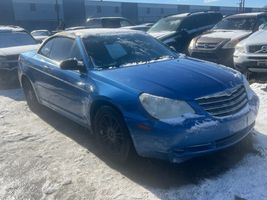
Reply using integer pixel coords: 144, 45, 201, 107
170, 46, 177, 53
181, 29, 189, 36
60, 59, 85, 72
259, 23, 267, 30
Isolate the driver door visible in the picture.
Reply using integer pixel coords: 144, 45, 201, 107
39, 37, 89, 124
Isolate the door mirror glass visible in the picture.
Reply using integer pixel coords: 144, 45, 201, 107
60, 59, 80, 71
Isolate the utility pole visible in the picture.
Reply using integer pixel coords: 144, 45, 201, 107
239, 0, 245, 13
55, 0, 60, 27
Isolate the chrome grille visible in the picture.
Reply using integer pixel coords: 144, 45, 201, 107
197, 85, 248, 117
196, 42, 219, 50
248, 45, 267, 54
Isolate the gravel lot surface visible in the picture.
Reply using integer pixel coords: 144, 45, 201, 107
0, 83, 267, 200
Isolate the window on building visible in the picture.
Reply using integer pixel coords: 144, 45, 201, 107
146, 8, 150, 14
97, 6, 102, 13
115, 6, 120, 13
30, 3, 36, 12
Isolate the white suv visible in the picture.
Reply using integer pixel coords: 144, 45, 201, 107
234, 23, 267, 77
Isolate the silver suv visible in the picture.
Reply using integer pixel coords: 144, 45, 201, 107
234, 23, 267, 78
188, 12, 267, 67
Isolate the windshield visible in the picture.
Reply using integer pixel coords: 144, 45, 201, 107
83, 33, 177, 69
0, 32, 36, 48
213, 17, 257, 31
148, 16, 183, 33
32, 31, 50, 36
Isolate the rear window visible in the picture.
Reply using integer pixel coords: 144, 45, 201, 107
86, 19, 102, 28
32, 31, 50, 36
0, 31, 36, 48
83, 33, 177, 69
148, 16, 183, 33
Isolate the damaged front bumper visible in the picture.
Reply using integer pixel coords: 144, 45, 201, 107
126, 93, 259, 163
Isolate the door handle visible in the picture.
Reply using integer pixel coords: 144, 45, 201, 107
43, 65, 52, 73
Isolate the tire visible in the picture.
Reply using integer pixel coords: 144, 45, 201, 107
93, 106, 132, 163
22, 79, 40, 112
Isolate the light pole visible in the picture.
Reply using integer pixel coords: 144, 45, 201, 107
239, 0, 245, 13
55, 0, 60, 27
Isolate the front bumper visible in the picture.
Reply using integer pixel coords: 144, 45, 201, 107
126, 93, 259, 163
189, 48, 235, 67
234, 53, 267, 73
0, 62, 19, 85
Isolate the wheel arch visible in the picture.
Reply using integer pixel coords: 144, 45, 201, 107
90, 99, 124, 125
20, 74, 41, 102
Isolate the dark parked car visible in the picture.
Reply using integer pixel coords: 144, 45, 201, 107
0, 26, 39, 86
86, 17, 152, 31
19, 29, 258, 163
188, 12, 267, 67
148, 11, 223, 53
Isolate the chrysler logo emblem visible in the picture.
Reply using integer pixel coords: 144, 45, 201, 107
203, 44, 209, 49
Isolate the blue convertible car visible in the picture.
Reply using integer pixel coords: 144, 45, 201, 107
18, 29, 259, 163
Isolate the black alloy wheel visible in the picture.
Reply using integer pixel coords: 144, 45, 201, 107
93, 106, 132, 163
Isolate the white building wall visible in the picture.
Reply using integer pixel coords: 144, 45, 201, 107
85, 1, 121, 19
13, 0, 63, 21
138, 3, 178, 22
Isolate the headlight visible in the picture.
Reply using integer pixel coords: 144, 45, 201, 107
139, 93, 195, 121
188, 38, 197, 49
235, 45, 247, 54
243, 75, 251, 93
222, 39, 240, 49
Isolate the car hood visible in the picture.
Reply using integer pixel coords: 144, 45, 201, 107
92, 57, 243, 100
198, 30, 252, 41
0, 44, 39, 57
148, 31, 176, 40
238, 30, 267, 46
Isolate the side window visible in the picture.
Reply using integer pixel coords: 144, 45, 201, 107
86, 19, 102, 28
120, 19, 133, 27
49, 37, 74, 62
180, 17, 196, 31
195, 15, 211, 28
102, 19, 120, 28
39, 39, 54, 57
210, 13, 223, 24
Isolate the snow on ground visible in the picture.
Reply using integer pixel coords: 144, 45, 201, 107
0, 83, 267, 200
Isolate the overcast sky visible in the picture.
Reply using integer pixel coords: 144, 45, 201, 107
102, 0, 266, 8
